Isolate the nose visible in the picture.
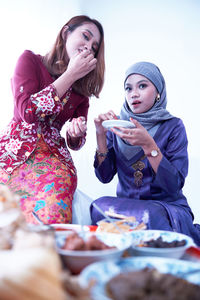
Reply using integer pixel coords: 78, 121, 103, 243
84, 42, 93, 53
130, 88, 139, 98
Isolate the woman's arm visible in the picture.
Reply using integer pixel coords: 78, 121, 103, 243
154, 119, 188, 194
12, 51, 64, 124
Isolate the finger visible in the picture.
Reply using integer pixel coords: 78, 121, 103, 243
130, 117, 142, 128
111, 127, 134, 139
68, 119, 76, 137
79, 48, 91, 57
77, 117, 87, 133
108, 110, 118, 119
87, 58, 97, 69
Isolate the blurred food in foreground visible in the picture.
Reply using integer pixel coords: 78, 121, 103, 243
0, 185, 93, 299
106, 267, 200, 300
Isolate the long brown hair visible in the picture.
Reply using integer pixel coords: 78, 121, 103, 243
43, 15, 105, 98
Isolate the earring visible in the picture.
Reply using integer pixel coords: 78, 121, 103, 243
156, 94, 160, 102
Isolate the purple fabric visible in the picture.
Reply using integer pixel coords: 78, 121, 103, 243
91, 117, 200, 246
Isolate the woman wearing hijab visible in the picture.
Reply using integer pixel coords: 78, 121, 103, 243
91, 61, 200, 246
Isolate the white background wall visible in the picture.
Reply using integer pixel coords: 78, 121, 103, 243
0, 0, 199, 223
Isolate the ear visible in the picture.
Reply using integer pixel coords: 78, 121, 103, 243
61, 25, 69, 40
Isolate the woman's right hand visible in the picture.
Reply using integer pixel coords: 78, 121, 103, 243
67, 48, 97, 82
94, 110, 118, 135
53, 48, 97, 98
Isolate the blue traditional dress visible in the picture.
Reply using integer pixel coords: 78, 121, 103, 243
91, 62, 200, 246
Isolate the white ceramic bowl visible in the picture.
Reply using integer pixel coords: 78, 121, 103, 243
129, 230, 195, 259
56, 232, 132, 274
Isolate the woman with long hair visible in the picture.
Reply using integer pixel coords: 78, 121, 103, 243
0, 15, 105, 224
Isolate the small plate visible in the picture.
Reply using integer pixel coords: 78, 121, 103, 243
102, 120, 135, 129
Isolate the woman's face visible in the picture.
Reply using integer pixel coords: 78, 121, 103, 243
65, 22, 101, 59
125, 74, 158, 114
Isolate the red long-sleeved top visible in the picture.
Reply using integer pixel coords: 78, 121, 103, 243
0, 50, 89, 175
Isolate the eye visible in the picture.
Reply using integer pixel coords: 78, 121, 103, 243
125, 86, 132, 92
83, 33, 89, 41
139, 83, 147, 89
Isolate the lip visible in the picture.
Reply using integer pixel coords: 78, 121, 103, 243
132, 101, 141, 108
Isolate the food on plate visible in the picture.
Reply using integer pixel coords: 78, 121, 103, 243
97, 219, 146, 234
97, 210, 147, 233
62, 231, 116, 251
106, 267, 200, 300
137, 236, 187, 248
105, 210, 136, 223
97, 219, 131, 233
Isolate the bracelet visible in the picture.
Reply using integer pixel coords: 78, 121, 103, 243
96, 149, 108, 157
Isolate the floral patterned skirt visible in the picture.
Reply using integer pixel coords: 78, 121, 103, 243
0, 138, 77, 224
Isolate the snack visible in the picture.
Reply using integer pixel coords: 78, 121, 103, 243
137, 236, 187, 248
62, 231, 116, 251
106, 267, 200, 300
97, 218, 146, 234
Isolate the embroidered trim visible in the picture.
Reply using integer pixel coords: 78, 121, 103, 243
132, 155, 146, 187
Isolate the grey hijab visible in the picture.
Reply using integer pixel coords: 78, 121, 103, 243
117, 61, 173, 160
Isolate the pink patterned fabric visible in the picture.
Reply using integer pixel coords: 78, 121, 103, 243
0, 138, 77, 224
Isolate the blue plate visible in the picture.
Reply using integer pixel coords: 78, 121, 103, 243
79, 256, 200, 300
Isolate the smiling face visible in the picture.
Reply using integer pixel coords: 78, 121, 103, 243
65, 22, 101, 59
125, 74, 158, 114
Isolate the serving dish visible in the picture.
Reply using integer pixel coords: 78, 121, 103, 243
129, 230, 194, 258
55, 231, 132, 274
79, 256, 200, 300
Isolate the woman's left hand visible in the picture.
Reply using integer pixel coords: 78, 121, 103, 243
111, 118, 155, 150
67, 116, 87, 138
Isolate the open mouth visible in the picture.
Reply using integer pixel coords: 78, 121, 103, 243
132, 101, 141, 105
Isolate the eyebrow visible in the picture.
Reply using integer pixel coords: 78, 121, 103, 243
137, 79, 149, 84
125, 79, 149, 86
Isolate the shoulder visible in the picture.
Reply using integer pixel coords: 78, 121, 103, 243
158, 117, 188, 142
161, 117, 186, 130
16, 50, 41, 66
14, 50, 44, 76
